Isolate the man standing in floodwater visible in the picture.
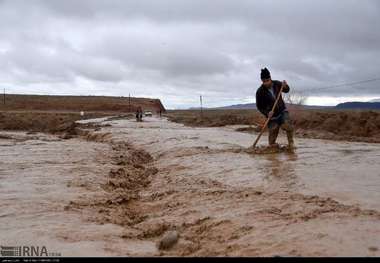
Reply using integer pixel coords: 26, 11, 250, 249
136, 106, 143, 122
256, 68, 295, 150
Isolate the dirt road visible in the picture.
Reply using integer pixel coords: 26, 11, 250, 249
1, 116, 380, 256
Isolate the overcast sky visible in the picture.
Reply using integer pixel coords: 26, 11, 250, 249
0, 0, 379, 108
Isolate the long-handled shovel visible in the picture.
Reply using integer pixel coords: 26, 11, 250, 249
252, 82, 285, 148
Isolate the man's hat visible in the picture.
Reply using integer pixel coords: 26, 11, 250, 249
261, 68, 271, 80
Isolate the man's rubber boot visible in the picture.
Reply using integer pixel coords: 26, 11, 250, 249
268, 123, 280, 146
286, 130, 295, 152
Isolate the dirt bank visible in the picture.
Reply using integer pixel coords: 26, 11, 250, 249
167, 109, 380, 143
0, 94, 165, 113
0, 111, 135, 139
0, 111, 105, 132
65, 130, 159, 229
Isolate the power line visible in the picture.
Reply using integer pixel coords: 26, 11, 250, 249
299, 77, 380, 94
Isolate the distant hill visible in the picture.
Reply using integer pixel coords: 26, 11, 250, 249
336, 102, 380, 110
214, 101, 380, 110
188, 103, 331, 110
217, 103, 257, 110
215, 103, 332, 110
188, 101, 380, 111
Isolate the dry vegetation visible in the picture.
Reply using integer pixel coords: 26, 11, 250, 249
166, 109, 380, 143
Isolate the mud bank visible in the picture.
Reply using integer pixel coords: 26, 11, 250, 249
0, 111, 115, 134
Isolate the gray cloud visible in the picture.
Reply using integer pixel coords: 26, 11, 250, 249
0, 0, 379, 108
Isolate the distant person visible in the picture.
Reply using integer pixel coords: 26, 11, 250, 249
136, 106, 143, 122
256, 68, 295, 150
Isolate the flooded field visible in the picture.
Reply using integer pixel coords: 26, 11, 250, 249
1, 117, 379, 256
102, 117, 380, 211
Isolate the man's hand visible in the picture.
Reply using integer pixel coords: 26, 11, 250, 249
282, 80, 290, 93
268, 111, 274, 119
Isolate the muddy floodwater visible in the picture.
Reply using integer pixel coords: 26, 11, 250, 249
101, 117, 380, 211
1, 117, 380, 256
0, 132, 140, 256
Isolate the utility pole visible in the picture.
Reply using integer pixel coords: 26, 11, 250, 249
3, 88, 5, 105
200, 95, 203, 117
129, 93, 131, 112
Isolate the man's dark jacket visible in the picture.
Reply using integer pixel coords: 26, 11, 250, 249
256, 80, 290, 118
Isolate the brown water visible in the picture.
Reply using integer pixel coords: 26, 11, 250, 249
83, 116, 380, 256
0, 131, 156, 256
1, 117, 380, 256
99, 117, 380, 211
